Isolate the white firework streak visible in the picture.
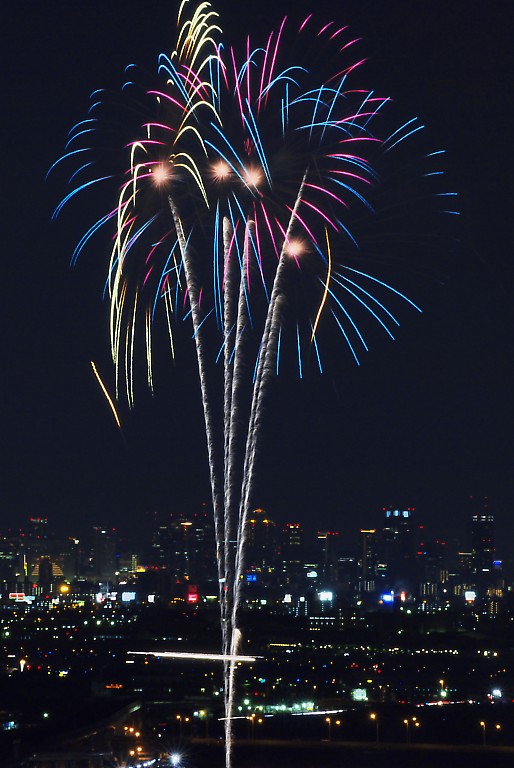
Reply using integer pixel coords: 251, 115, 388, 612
168, 196, 226, 631
223, 219, 254, 760
225, 174, 308, 746
222, 214, 236, 662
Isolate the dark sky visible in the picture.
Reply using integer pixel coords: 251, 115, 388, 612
2, 0, 513, 551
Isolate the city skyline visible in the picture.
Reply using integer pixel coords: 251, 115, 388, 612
2, 1, 513, 553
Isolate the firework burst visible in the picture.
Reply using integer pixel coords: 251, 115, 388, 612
51, 3, 458, 765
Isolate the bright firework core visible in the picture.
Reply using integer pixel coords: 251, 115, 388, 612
151, 162, 171, 185
243, 165, 264, 189
285, 239, 305, 259
211, 160, 232, 181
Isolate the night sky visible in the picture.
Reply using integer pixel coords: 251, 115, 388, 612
2, 1, 513, 551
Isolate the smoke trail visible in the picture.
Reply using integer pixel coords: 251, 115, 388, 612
222, 214, 236, 662
233, 172, 308, 611
168, 196, 227, 632
223, 220, 254, 765
221, 216, 236, 753
224, 176, 308, 765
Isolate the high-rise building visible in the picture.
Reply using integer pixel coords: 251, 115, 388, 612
168, 505, 217, 584
316, 530, 341, 583
470, 498, 495, 574
280, 523, 304, 586
150, 525, 173, 570
381, 508, 417, 590
90, 527, 118, 582
359, 529, 378, 592
245, 509, 278, 584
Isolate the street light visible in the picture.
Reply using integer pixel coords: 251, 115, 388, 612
370, 712, 379, 743
199, 709, 209, 738
403, 716, 418, 743
248, 713, 256, 741
325, 717, 332, 741
176, 714, 188, 737
480, 721, 486, 745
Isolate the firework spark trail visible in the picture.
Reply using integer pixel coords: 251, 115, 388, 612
90, 361, 122, 428
168, 196, 226, 613
225, 177, 309, 754
222, 218, 255, 762
221, 215, 237, 737
232, 172, 308, 624
222, 215, 236, 661
226, 221, 253, 596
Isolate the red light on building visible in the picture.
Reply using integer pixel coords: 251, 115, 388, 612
187, 586, 199, 604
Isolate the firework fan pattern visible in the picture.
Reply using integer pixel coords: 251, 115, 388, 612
51, 1, 458, 764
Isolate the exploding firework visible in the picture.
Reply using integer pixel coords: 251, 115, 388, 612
51, 2, 457, 765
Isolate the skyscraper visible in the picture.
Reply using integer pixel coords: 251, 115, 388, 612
470, 497, 495, 575
245, 509, 278, 584
316, 530, 341, 583
280, 523, 304, 586
359, 528, 378, 593
381, 508, 417, 591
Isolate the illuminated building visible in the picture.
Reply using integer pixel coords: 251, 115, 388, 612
381, 508, 418, 592
280, 523, 304, 586
316, 530, 341, 583
169, 506, 216, 583
245, 509, 278, 584
91, 526, 118, 582
416, 539, 448, 611
470, 505, 495, 575
359, 529, 378, 593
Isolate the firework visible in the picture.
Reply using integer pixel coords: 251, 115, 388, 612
51, 3, 457, 765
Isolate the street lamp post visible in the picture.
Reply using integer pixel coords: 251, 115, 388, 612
370, 713, 379, 743
325, 717, 332, 741
480, 721, 486, 746
403, 717, 418, 743
199, 710, 208, 738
